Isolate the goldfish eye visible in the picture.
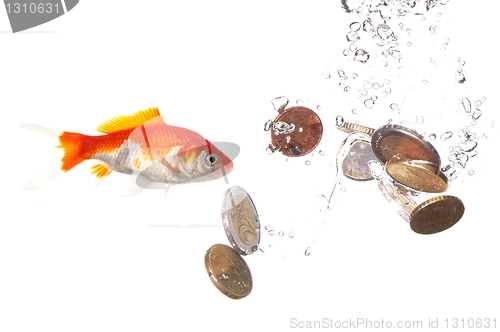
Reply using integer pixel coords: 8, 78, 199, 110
205, 153, 219, 166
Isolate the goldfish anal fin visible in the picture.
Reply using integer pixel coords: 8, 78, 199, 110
96, 107, 163, 134
90, 164, 112, 178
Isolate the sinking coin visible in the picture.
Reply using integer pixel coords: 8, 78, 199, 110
221, 186, 260, 255
410, 196, 465, 234
371, 124, 441, 166
205, 244, 253, 299
342, 141, 378, 181
386, 159, 449, 193
337, 121, 375, 136
267, 106, 323, 157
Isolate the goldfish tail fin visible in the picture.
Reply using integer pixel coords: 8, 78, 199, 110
58, 131, 87, 172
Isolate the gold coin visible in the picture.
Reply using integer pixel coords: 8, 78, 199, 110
204, 244, 252, 299
221, 186, 260, 255
385, 159, 449, 193
337, 121, 375, 136
410, 196, 465, 234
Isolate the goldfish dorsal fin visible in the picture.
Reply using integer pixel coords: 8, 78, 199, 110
96, 107, 163, 133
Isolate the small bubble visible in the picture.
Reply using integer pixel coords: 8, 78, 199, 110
258, 245, 266, 253
344, 86, 351, 92
422, 79, 428, 84
364, 99, 375, 109
305, 160, 311, 166
481, 96, 486, 101
268, 230, 275, 236
371, 95, 378, 101
430, 58, 435, 64
461, 98, 472, 113
317, 105, 322, 110
265, 224, 271, 230
278, 231, 284, 237
407, 42, 412, 47
406, 28, 411, 34
437, 13, 442, 17
360, 89, 368, 96
441, 131, 453, 141
352, 73, 358, 79
456, 56, 461, 62
429, 25, 438, 34
399, 23, 404, 29
384, 79, 391, 84
421, 17, 426, 21
336, 115, 344, 127
350, 22, 361, 31
304, 247, 312, 256
489, 120, 495, 128
398, 66, 404, 71
350, 43, 358, 52
343, 49, 350, 56
289, 230, 295, 238
474, 100, 482, 107
382, 60, 388, 67
429, 133, 437, 140
373, 83, 380, 89
460, 60, 465, 66
319, 150, 325, 156
352, 108, 358, 114
322, 71, 331, 79
354, 49, 370, 63
416, 115, 424, 124
296, 99, 303, 105
285, 159, 288, 163
390, 103, 399, 110
472, 109, 482, 120
341, 186, 347, 192
298, 127, 303, 133
468, 169, 474, 176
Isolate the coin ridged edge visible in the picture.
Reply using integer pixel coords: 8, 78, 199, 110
338, 122, 375, 136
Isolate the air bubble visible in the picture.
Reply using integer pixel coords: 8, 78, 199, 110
298, 127, 303, 133
407, 42, 412, 47
422, 79, 428, 84
319, 150, 325, 156
441, 131, 453, 141
296, 99, 303, 105
390, 103, 399, 110
429, 25, 438, 34
305, 160, 311, 166
429, 133, 437, 140
461, 98, 472, 113
336, 115, 344, 127
341, 187, 347, 192
364, 99, 375, 109
350, 43, 358, 52
322, 71, 331, 79
382, 60, 388, 67
350, 22, 361, 31
472, 108, 482, 120
371, 95, 378, 101
416, 115, 424, 124
352, 108, 358, 114
474, 100, 482, 107
354, 49, 370, 63
304, 247, 312, 256
352, 73, 358, 79
278, 231, 284, 237
264, 225, 270, 230
268, 230, 275, 236
343, 49, 350, 56
344, 86, 351, 92
317, 105, 322, 110
406, 28, 411, 34
289, 231, 295, 238
481, 96, 486, 101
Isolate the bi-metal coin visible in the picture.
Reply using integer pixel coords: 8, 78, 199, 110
221, 186, 260, 255
266, 106, 323, 157
342, 141, 378, 181
385, 159, 449, 193
371, 124, 441, 166
378, 177, 464, 234
205, 244, 253, 299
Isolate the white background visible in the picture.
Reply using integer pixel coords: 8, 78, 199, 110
1, 1, 499, 331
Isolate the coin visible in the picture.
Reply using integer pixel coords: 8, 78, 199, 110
342, 141, 378, 181
371, 124, 441, 166
337, 121, 375, 136
204, 244, 253, 299
221, 186, 260, 255
377, 177, 416, 222
270, 106, 323, 157
385, 159, 449, 193
410, 196, 465, 234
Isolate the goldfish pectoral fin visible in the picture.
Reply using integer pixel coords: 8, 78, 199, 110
22, 165, 64, 190
90, 164, 112, 178
163, 184, 176, 197
121, 175, 146, 197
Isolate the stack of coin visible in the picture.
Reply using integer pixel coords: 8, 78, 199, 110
337, 121, 465, 234
205, 186, 260, 299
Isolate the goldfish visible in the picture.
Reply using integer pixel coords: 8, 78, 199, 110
22, 107, 237, 195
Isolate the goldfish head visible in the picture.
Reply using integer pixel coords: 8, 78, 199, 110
187, 140, 237, 182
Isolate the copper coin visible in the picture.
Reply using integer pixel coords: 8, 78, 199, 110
337, 122, 375, 136
221, 186, 260, 255
410, 196, 465, 234
205, 244, 252, 299
385, 159, 449, 193
342, 141, 377, 181
371, 124, 441, 166
270, 106, 323, 157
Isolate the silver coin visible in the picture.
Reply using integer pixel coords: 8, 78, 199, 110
342, 141, 378, 181
221, 186, 260, 255
371, 124, 441, 166
377, 177, 417, 223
